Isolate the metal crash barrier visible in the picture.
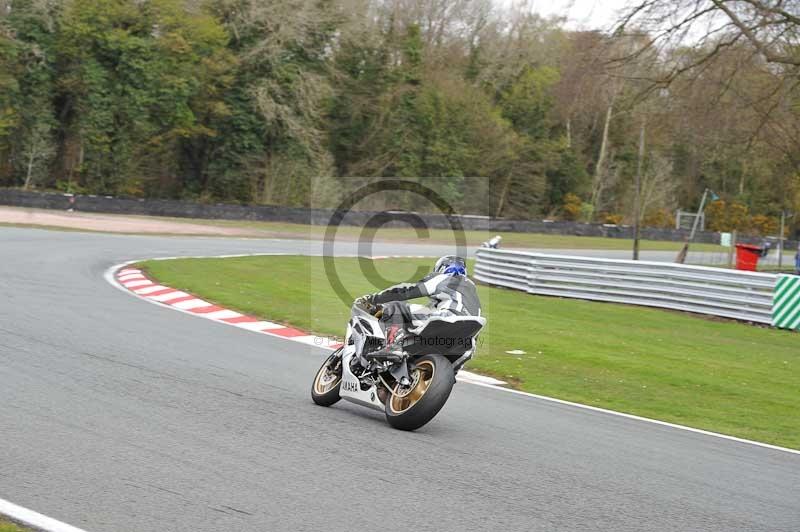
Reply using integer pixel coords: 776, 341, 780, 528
475, 248, 778, 324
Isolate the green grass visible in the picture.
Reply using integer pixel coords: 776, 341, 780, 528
0, 519, 29, 532
139, 255, 800, 449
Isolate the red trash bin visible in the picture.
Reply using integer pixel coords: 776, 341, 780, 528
735, 244, 762, 271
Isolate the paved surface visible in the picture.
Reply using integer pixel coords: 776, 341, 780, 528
1, 227, 798, 532
0, 204, 723, 262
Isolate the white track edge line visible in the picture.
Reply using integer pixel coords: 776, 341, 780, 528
0, 497, 88, 532
104, 256, 800, 457
464, 381, 800, 455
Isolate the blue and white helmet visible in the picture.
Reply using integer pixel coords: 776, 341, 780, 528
434, 255, 467, 276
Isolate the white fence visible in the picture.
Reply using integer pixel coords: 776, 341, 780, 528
475, 248, 778, 324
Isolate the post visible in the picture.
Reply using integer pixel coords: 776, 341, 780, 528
689, 188, 709, 242
778, 211, 785, 269
727, 230, 737, 268
676, 188, 709, 263
633, 120, 645, 260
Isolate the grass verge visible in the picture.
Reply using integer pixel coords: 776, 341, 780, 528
139, 255, 799, 449
0, 519, 30, 532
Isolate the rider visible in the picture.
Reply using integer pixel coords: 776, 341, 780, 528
360, 255, 481, 360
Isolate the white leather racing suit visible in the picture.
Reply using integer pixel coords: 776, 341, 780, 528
371, 272, 481, 334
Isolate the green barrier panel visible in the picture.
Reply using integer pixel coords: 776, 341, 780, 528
773, 275, 800, 330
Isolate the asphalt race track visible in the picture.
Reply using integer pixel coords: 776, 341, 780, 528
1, 227, 798, 532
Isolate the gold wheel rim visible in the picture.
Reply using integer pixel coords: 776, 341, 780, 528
314, 355, 341, 395
389, 360, 435, 414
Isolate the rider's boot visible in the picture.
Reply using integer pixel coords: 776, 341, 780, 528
364, 326, 405, 362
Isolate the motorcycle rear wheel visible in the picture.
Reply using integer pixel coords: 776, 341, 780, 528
311, 349, 343, 406
384, 354, 455, 431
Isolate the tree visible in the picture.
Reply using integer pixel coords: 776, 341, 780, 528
617, 1, 800, 73
0, 0, 796, 232
21, 119, 54, 188
494, 65, 562, 217
207, 0, 340, 206
615, 1, 800, 180
0, 15, 21, 180
0, 0, 59, 187
56, 0, 233, 196
639, 153, 678, 222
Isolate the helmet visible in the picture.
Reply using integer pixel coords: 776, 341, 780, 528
434, 255, 467, 276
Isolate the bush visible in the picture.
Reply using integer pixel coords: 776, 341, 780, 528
642, 208, 675, 229
602, 213, 624, 225
705, 200, 727, 231
579, 202, 594, 223
750, 214, 779, 236
561, 193, 582, 221
706, 199, 750, 232
728, 202, 750, 231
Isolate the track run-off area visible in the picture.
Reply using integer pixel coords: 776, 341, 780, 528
1, 227, 798, 531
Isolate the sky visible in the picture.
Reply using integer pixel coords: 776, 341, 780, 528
512, 0, 634, 30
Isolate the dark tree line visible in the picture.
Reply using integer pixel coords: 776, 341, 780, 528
1, 0, 799, 234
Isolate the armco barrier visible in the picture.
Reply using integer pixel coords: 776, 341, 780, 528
475, 247, 778, 324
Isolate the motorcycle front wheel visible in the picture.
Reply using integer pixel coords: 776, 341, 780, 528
384, 354, 455, 431
311, 349, 343, 406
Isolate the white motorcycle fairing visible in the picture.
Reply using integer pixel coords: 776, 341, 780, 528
311, 298, 487, 431
337, 308, 389, 411
338, 346, 385, 411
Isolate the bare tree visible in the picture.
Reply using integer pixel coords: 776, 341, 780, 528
580, 32, 655, 216
615, 1, 800, 84
640, 153, 678, 217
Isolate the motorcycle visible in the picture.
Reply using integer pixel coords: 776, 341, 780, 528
481, 235, 502, 249
311, 298, 486, 430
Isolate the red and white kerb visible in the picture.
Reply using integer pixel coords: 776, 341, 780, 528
115, 268, 344, 349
